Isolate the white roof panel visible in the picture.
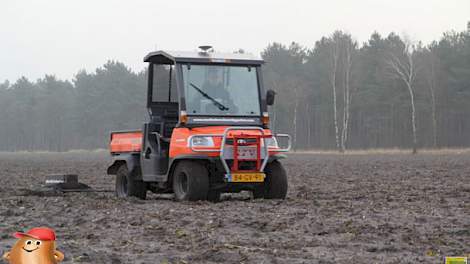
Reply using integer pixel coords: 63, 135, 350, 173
144, 50, 264, 65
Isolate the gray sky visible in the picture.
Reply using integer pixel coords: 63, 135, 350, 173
1, 0, 469, 82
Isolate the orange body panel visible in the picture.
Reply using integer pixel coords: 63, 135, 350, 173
109, 131, 142, 153
109, 126, 278, 157
169, 126, 274, 158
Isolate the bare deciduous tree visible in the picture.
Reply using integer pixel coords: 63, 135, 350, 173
293, 83, 299, 150
306, 103, 311, 148
328, 38, 341, 151
328, 32, 356, 152
386, 38, 419, 154
340, 38, 355, 152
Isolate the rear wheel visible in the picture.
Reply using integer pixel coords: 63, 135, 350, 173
252, 161, 288, 199
172, 161, 209, 201
115, 164, 147, 200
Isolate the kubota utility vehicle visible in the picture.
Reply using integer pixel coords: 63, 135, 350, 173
107, 46, 291, 201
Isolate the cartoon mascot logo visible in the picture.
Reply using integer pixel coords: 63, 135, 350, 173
2, 227, 64, 264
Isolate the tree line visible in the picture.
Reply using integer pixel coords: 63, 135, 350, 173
0, 26, 469, 152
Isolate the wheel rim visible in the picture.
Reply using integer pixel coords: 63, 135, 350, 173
122, 174, 128, 195
177, 172, 188, 196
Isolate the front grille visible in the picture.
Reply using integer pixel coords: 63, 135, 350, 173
225, 138, 258, 145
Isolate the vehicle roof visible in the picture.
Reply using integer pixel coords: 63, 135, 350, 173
144, 50, 264, 65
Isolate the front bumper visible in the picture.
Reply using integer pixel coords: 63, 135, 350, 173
187, 126, 291, 177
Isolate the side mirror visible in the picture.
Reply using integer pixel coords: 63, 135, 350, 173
266, 89, 276, 106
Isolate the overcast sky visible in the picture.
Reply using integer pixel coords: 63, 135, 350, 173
1, 0, 469, 83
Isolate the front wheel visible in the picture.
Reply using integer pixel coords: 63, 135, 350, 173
252, 161, 288, 199
115, 164, 147, 200
207, 190, 221, 203
172, 161, 209, 201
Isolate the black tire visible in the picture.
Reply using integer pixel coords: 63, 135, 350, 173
207, 190, 221, 203
253, 161, 288, 199
172, 161, 209, 201
252, 186, 265, 199
115, 164, 147, 200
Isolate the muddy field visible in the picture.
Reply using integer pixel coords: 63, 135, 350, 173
0, 151, 469, 263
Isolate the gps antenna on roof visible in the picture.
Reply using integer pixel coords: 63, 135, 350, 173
198, 45, 213, 55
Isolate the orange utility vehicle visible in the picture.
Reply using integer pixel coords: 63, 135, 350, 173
107, 46, 291, 201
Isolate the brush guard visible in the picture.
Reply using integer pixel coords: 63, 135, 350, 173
188, 127, 291, 180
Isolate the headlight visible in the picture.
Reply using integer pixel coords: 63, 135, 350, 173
190, 136, 214, 147
264, 137, 279, 148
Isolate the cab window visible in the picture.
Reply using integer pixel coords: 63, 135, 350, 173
152, 64, 177, 102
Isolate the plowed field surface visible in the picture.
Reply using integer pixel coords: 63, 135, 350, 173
0, 152, 469, 263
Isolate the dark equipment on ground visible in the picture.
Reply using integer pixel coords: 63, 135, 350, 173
44, 174, 92, 192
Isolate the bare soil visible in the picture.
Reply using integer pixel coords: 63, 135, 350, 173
0, 152, 469, 263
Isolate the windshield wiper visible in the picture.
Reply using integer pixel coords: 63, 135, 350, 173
190, 83, 229, 111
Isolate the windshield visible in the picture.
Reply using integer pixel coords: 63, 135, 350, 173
181, 64, 261, 116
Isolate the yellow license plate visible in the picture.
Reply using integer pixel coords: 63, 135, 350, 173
445, 257, 467, 264
230, 173, 265, 182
